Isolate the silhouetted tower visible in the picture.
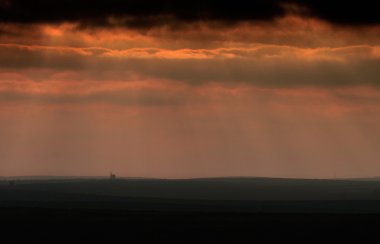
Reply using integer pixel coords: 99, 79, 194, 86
110, 172, 116, 180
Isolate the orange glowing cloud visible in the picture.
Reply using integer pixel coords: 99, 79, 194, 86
1, 6, 380, 178
1, 16, 380, 49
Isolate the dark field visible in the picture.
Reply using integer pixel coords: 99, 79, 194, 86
1, 177, 380, 243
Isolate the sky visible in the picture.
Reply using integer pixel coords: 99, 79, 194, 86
0, 0, 380, 178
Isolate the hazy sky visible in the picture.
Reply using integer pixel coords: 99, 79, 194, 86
1, 0, 380, 178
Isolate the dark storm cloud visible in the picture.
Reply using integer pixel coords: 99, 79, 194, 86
296, 0, 380, 26
0, 0, 285, 28
0, 0, 379, 28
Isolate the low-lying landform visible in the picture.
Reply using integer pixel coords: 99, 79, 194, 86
1, 177, 380, 243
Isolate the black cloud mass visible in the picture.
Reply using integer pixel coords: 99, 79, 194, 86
0, 0, 379, 27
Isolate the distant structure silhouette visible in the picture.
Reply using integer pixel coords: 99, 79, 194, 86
110, 172, 116, 180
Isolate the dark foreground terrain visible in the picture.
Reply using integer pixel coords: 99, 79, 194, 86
2, 208, 380, 243
1, 177, 380, 243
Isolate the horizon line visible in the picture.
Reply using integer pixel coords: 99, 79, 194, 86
1, 175, 380, 181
